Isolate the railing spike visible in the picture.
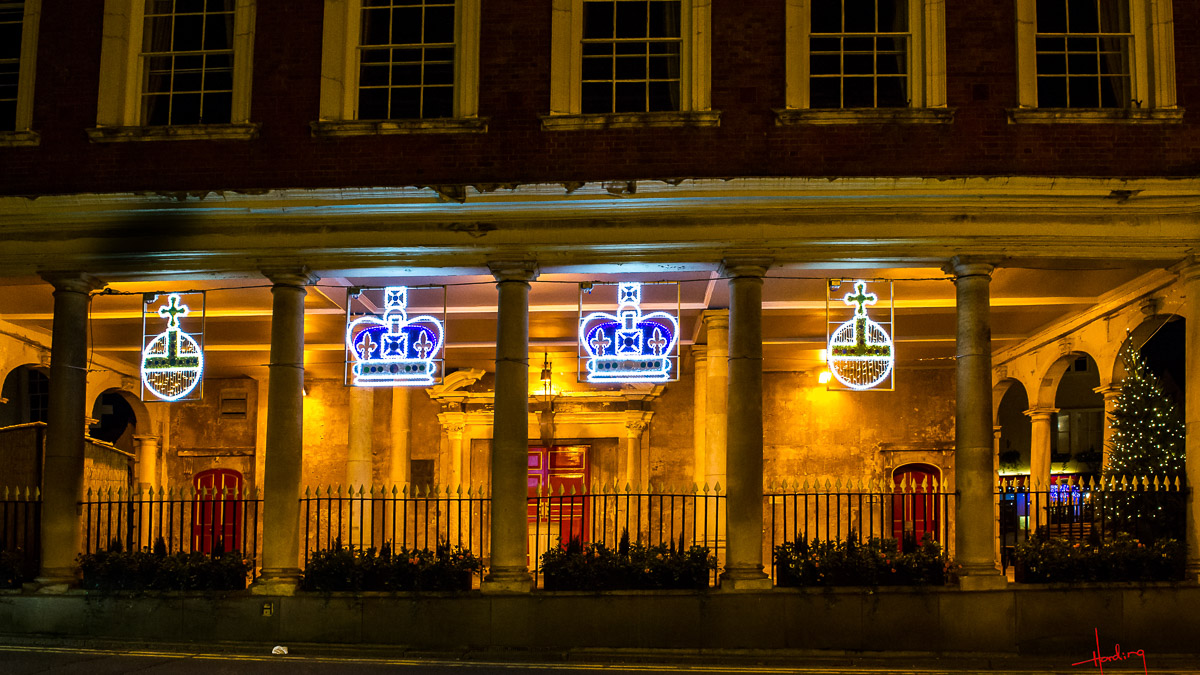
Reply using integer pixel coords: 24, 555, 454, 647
714, 482, 722, 494
801, 477, 808, 491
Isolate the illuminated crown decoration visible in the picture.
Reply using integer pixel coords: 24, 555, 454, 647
580, 282, 678, 382
142, 294, 204, 401
346, 287, 443, 386
827, 281, 894, 390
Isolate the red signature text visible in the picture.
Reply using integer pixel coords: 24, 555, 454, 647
1071, 628, 1147, 674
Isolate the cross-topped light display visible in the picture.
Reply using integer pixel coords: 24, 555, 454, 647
579, 282, 679, 382
827, 280, 894, 390
141, 293, 204, 401
346, 286, 444, 386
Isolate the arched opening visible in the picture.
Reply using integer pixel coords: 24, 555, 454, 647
89, 391, 138, 451
1051, 354, 1104, 477
996, 380, 1031, 476
891, 463, 941, 551
0, 365, 49, 428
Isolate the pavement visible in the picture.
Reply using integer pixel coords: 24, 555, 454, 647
0, 639, 1197, 674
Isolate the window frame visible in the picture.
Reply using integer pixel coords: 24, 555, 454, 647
313, 0, 484, 136
0, 0, 42, 146
780, 0, 950, 125
543, 0, 718, 130
89, 0, 257, 142
1011, 0, 1182, 124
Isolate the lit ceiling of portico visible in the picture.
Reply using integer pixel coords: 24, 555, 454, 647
0, 265, 1152, 388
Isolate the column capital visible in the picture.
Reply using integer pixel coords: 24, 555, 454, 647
624, 409, 653, 434
943, 256, 996, 279
719, 257, 772, 279
437, 411, 467, 437
700, 308, 729, 331
262, 267, 319, 287
132, 435, 160, 444
692, 344, 708, 362
40, 272, 105, 295
1024, 406, 1059, 421
488, 259, 539, 283
1094, 383, 1122, 400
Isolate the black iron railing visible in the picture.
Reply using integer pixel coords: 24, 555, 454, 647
766, 477, 957, 574
300, 485, 491, 562
528, 484, 726, 586
0, 487, 40, 581
997, 474, 1187, 574
80, 487, 263, 577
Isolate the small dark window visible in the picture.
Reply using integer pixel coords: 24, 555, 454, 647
219, 392, 248, 419
1074, 357, 1089, 372
410, 458, 435, 489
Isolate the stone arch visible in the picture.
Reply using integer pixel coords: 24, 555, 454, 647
1110, 313, 1186, 385
0, 363, 51, 427
1033, 351, 1100, 410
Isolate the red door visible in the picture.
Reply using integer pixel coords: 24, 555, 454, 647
892, 464, 940, 549
193, 468, 243, 554
528, 446, 589, 548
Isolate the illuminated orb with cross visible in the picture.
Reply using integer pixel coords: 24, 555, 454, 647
141, 293, 204, 401
827, 281, 894, 390
346, 286, 444, 386
580, 282, 679, 382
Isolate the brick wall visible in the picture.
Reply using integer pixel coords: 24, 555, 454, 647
2, 0, 1198, 196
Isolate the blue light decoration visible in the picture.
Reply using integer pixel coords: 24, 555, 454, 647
346, 286, 444, 386
141, 293, 204, 401
827, 280, 894, 390
579, 282, 679, 382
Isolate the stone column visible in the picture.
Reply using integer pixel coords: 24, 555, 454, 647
482, 261, 537, 593
624, 412, 651, 487
1094, 384, 1122, 472
36, 273, 104, 588
692, 346, 707, 488
992, 426, 1002, 567
438, 413, 466, 545
254, 268, 317, 594
134, 435, 160, 492
1025, 406, 1057, 532
389, 387, 411, 488
946, 257, 1005, 588
346, 385, 373, 548
135, 434, 161, 551
703, 310, 729, 489
1181, 262, 1200, 580
720, 258, 773, 590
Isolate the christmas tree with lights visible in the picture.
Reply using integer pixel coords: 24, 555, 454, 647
1103, 345, 1186, 539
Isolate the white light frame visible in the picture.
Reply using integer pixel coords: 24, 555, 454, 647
345, 285, 447, 387
825, 279, 895, 391
140, 291, 206, 402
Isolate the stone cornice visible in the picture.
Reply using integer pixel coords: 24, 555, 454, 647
1, 177, 1199, 278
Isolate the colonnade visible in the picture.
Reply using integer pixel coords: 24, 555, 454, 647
31, 256, 1200, 592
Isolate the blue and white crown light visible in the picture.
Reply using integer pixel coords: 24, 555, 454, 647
346, 287, 444, 386
580, 282, 678, 382
141, 293, 204, 401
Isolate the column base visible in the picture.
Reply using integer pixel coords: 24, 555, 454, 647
719, 566, 773, 591
958, 569, 1008, 591
250, 568, 302, 596
481, 566, 532, 593
32, 572, 77, 594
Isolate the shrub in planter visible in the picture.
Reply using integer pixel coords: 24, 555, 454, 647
77, 538, 251, 591
0, 549, 26, 589
301, 541, 481, 592
541, 531, 716, 591
1013, 533, 1183, 583
774, 534, 951, 587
